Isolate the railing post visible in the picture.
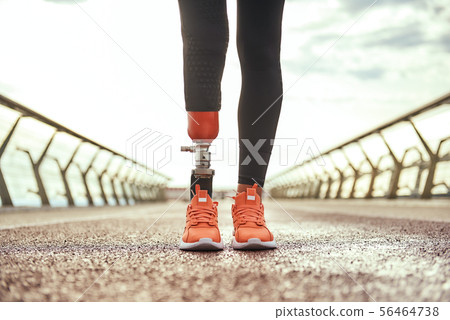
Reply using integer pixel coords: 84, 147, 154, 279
324, 171, 333, 199
408, 120, 437, 199
311, 165, 324, 199
98, 154, 115, 205
342, 149, 359, 199
436, 137, 450, 196
109, 159, 125, 205
134, 174, 144, 203
400, 146, 425, 197
297, 171, 307, 198
329, 155, 344, 199
0, 116, 21, 206
76, 149, 100, 206
118, 164, 131, 205
17, 131, 57, 206
357, 141, 377, 199
49, 141, 82, 206
379, 132, 402, 199
128, 170, 140, 203
304, 163, 316, 198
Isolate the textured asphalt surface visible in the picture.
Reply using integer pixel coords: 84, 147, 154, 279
0, 198, 449, 301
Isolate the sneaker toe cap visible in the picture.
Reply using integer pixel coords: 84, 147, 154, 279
184, 227, 221, 243
235, 227, 273, 242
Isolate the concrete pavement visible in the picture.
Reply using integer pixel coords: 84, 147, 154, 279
0, 198, 449, 301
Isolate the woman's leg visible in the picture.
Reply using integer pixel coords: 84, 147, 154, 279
178, 0, 229, 112
178, 0, 229, 197
236, 0, 285, 195
178, 1, 229, 250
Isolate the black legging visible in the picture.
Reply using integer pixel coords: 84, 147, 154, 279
178, 0, 285, 187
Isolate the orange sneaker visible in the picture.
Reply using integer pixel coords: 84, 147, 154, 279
231, 184, 276, 250
180, 184, 223, 250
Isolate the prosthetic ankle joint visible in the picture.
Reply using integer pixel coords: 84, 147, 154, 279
181, 112, 219, 199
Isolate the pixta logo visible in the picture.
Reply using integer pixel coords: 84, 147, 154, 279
207, 137, 325, 167
126, 128, 172, 175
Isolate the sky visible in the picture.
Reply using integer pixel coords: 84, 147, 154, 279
0, 0, 449, 189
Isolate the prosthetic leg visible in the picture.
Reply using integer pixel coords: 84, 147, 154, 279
181, 112, 219, 199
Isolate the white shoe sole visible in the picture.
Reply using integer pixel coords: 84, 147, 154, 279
179, 237, 224, 251
232, 237, 277, 250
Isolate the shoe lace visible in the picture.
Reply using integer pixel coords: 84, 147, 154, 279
188, 204, 218, 225
233, 204, 265, 226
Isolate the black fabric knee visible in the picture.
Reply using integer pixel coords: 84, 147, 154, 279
237, 0, 285, 187
178, 0, 229, 112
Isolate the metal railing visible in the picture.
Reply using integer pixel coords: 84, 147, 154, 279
267, 92, 450, 199
0, 94, 171, 207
